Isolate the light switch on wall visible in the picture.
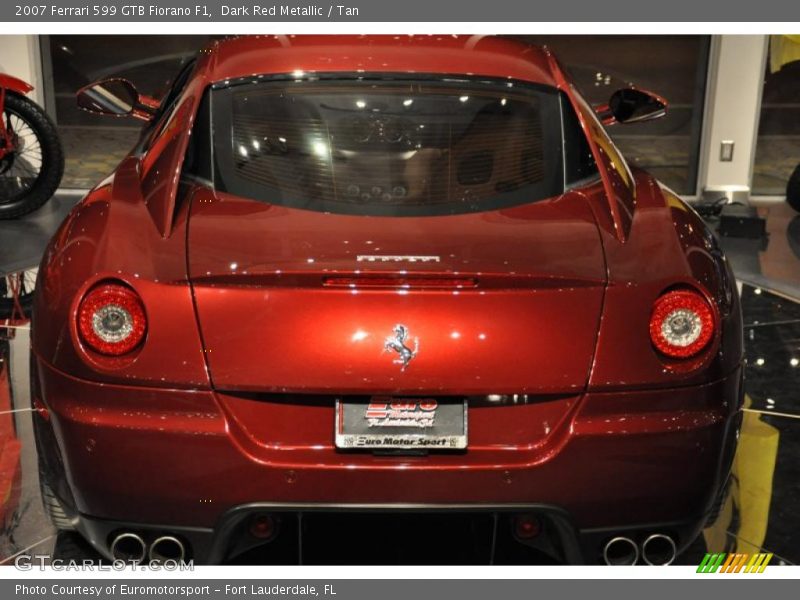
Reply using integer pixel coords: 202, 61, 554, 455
720, 140, 735, 162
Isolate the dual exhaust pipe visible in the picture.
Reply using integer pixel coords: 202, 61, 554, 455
603, 533, 677, 566
112, 529, 673, 566
109, 532, 186, 563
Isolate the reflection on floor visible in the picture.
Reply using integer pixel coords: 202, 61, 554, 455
0, 326, 57, 565
717, 200, 800, 301
0, 280, 797, 566
676, 285, 800, 566
0, 192, 83, 276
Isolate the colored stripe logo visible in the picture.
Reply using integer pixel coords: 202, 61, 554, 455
697, 552, 772, 573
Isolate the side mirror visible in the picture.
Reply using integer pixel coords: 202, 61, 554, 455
596, 88, 668, 125
76, 78, 159, 121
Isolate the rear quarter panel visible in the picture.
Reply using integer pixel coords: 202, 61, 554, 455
31, 171, 209, 388
585, 171, 743, 391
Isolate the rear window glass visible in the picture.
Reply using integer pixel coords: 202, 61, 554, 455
210, 76, 565, 217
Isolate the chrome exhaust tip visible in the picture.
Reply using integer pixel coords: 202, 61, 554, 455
641, 533, 677, 566
148, 535, 186, 563
109, 532, 146, 563
603, 536, 639, 565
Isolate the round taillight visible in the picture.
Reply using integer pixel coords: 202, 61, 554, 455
77, 283, 147, 356
649, 289, 714, 358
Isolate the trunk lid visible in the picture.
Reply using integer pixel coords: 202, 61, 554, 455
187, 189, 606, 394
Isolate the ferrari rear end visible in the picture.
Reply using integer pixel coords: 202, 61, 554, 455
31, 36, 743, 565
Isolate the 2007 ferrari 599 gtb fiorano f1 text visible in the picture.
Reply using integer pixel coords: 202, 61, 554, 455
31, 35, 743, 566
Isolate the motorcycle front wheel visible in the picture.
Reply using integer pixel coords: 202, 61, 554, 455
0, 92, 64, 219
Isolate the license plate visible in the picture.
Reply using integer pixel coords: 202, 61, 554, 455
335, 397, 467, 450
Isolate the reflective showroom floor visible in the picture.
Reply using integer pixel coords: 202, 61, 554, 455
0, 195, 798, 566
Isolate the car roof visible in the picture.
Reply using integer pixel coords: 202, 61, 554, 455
204, 35, 558, 87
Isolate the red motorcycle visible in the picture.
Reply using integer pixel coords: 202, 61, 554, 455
0, 74, 64, 319
0, 73, 63, 219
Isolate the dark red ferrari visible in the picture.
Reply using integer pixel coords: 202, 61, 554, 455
31, 35, 743, 566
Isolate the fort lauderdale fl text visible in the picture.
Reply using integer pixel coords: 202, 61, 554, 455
221, 4, 359, 16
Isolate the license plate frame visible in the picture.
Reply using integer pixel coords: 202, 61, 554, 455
335, 397, 468, 450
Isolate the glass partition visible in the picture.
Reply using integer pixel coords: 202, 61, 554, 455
45, 35, 709, 195
753, 35, 800, 196
44, 35, 218, 188
515, 35, 710, 195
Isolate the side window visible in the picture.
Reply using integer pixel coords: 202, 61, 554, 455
560, 92, 598, 185
571, 88, 635, 195
181, 88, 212, 182
569, 87, 637, 238
139, 60, 196, 152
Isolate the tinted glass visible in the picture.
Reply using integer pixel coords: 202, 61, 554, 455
561, 93, 599, 185
139, 59, 197, 152
44, 34, 219, 188
517, 35, 710, 195
211, 77, 564, 217
753, 35, 800, 195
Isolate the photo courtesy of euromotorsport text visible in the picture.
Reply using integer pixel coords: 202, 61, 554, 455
15, 584, 334, 596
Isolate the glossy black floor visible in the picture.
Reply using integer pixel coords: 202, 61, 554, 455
0, 191, 82, 277
0, 199, 799, 566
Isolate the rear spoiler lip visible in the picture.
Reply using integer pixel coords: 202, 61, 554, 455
188, 270, 606, 291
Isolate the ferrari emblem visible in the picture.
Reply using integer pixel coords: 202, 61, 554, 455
384, 324, 418, 371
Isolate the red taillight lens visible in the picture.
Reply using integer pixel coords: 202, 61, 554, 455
649, 289, 714, 358
513, 515, 541, 539
77, 283, 147, 356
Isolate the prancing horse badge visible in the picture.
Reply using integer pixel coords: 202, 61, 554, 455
384, 324, 418, 371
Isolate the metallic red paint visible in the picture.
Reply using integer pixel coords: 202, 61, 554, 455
33, 356, 740, 530
0, 73, 34, 161
31, 35, 743, 564
0, 73, 34, 96
209, 35, 558, 89
188, 189, 606, 394
0, 335, 22, 529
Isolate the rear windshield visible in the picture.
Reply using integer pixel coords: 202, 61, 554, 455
209, 76, 565, 217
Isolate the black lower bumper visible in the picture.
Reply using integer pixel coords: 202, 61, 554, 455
72, 503, 708, 565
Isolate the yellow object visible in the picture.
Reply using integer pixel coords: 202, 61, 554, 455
744, 553, 759, 572
703, 395, 779, 555
758, 553, 773, 573
769, 35, 800, 73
